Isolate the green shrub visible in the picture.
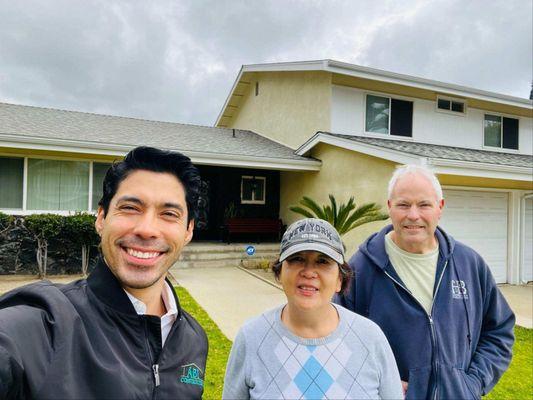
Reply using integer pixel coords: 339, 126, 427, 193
24, 214, 64, 277
0, 212, 14, 236
63, 213, 99, 275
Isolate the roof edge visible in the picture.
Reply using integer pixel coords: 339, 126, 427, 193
0, 133, 321, 171
296, 132, 532, 181
231, 59, 531, 107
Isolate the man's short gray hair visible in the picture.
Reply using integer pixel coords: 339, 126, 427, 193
387, 164, 443, 201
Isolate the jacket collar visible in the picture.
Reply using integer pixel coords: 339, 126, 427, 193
87, 257, 182, 318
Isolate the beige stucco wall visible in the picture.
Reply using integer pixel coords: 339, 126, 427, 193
280, 143, 396, 258
229, 71, 332, 149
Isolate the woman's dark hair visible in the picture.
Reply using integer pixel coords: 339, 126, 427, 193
271, 257, 353, 294
98, 146, 201, 223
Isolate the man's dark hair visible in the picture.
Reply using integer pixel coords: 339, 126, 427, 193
99, 146, 201, 223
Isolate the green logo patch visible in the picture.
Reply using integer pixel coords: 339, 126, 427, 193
180, 363, 204, 387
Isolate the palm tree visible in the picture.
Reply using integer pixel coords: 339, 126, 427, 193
289, 195, 389, 236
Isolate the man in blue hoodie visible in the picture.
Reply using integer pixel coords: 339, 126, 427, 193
337, 164, 514, 399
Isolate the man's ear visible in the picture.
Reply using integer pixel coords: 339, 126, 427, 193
95, 207, 105, 235
185, 219, 194, 244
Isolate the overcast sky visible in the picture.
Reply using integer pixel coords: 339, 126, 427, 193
0, 0, 531, 126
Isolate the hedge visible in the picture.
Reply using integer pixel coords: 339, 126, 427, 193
0, 212, 100, 276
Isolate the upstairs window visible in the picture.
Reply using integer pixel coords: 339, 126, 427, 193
365, 94, 413, 137
437, 97, 465, 114
484, 114, 519, 150
241, 176, 265, 204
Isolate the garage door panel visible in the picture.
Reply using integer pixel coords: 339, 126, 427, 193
523, 198, 533, 283
440, 190, 508, 284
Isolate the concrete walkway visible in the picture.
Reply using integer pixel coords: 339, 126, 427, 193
499, 284, 533, 329
170, 267, 286, 340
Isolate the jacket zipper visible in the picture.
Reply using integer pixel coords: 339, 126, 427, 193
142, 318, 161, 399
383, 260, 448, 400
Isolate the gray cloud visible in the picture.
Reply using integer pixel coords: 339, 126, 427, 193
0, 0, 530, 126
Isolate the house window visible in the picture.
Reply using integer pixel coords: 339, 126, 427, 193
92, 162, 112, 211
437, 97, 465, 114
484, 114, 519, 150
365, 94, 413, 137
27, 159, 89, 211
0, 157, 116, 213
241, 176, 266, 204
0, 156, 24, 209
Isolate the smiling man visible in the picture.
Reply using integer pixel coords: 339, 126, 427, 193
0, 147, 207, 399
337, 164, 515, 400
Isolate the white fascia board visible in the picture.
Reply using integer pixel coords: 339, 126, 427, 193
428, 159, 533, 182
295, 133, 423, 165
215, 66, 244, 126
1, 134, 321, 171
296, 133, 532, 181
230, 60, 531, 109
241, 60, 327, 73
325, 60, 531, 108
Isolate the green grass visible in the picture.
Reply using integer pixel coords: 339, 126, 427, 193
176, 286, 232, 400
485, 326, 532, 399
177, 285, 532, 400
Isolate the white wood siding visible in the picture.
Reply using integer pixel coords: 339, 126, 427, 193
331, 85, 533, 155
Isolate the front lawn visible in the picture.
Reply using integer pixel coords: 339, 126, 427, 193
176, 286, 232, 399
178, 285, 532, 400
485, 326, 532, 399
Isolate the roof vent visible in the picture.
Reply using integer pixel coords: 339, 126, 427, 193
232, 129, 236, 138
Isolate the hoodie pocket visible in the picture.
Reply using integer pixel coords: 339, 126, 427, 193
438, 365, 480, 399
405, 367, 431, 400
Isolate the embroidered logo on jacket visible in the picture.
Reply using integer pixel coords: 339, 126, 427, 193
451, 280, 469, 299
180, 363, 204, 387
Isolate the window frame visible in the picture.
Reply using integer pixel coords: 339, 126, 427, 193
240, 175, 266, 205
435, 96, 467, 116
364, 92, 414, 139
482, 113, 520, 152
0, 153, 113, 215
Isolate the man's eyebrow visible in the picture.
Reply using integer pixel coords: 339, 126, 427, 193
163, 202, 185, 212
115, 197, 185, 212
116, 196, 144, 206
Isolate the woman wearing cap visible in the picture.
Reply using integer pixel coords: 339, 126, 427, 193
223, 218, 403, 400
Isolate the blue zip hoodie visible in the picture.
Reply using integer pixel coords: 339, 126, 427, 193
336, 225, 515, 400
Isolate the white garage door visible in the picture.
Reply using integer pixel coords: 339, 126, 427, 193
523, 198, 533, 283
440, 190, 508, 283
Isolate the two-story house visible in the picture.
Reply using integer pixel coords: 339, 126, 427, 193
216, 60, 533, 284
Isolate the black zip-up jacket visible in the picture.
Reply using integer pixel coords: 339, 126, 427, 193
0, 258, 208, 399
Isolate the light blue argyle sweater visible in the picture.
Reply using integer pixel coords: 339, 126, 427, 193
223, 304, 403, 400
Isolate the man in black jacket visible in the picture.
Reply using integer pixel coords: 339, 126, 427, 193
0, 146, 208, 399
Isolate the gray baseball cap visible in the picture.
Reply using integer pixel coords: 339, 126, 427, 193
279, 218, 345, 264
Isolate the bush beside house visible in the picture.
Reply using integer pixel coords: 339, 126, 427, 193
0, 212, 100, 276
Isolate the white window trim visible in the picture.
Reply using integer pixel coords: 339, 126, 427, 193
0, 153, 112, 214
435, 95, 467, 116
240, 175, 266, 205
482, 113, 520, 152
364, 92, 414, 139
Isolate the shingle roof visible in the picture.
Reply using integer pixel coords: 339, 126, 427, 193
0, 102, 311, 163
322, 132, 533, 168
